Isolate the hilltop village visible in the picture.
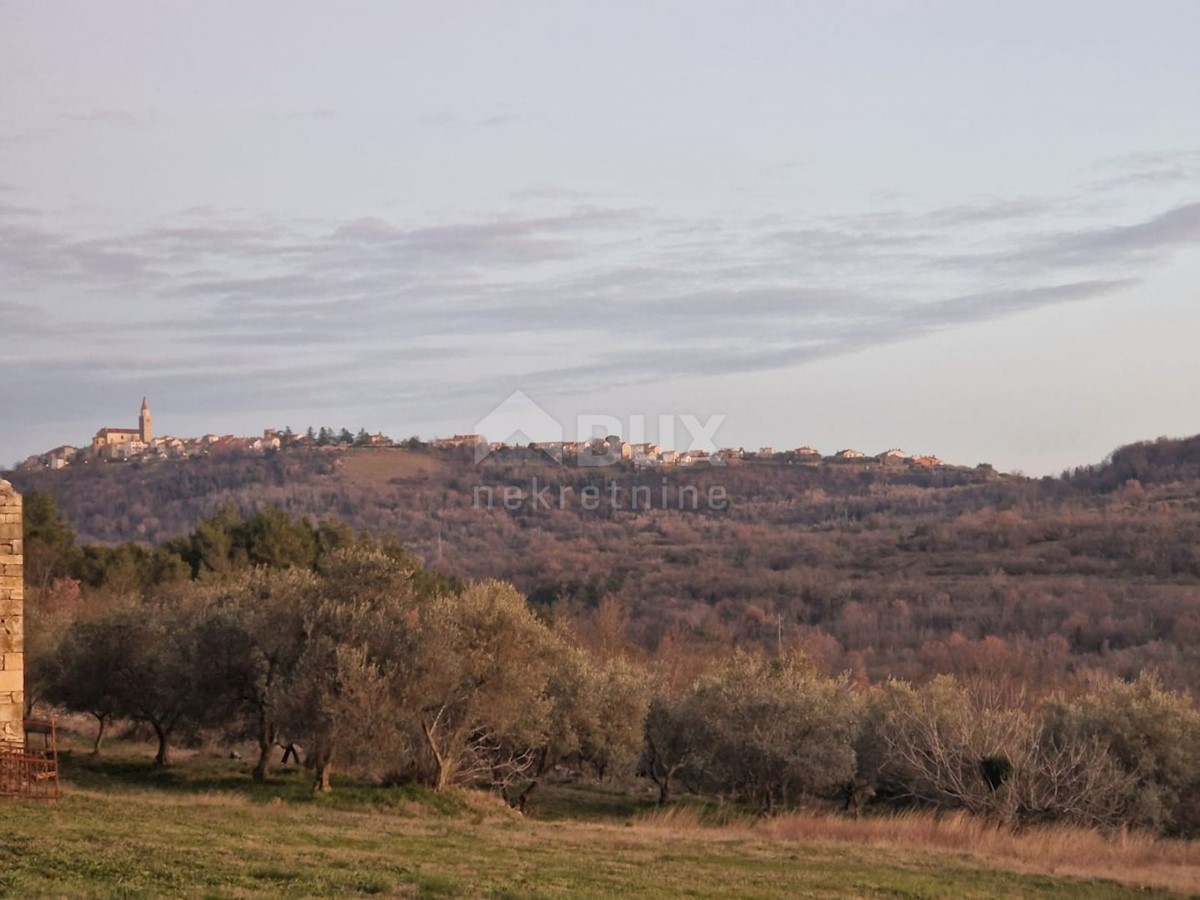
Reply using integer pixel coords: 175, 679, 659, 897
24, 398, 293, 470
18, 399, 949, 473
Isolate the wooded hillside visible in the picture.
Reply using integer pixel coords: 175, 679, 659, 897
8, 434, 1200, 694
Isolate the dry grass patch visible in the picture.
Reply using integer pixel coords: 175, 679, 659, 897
634, 805, 1200, 895
337, 448, 446, 485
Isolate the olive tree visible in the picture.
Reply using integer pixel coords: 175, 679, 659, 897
48, 597, 254, 766
1039, 672, 1200, 834
639, 692, 707, 806
686, 651, 862, 814
400, 581, 559, 792
497, 642, 650, 810
278, 548, 419, 791
216, 568, 316, 782
42, 615, 124, 754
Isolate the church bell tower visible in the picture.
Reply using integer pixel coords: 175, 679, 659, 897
139, 396, 153, 443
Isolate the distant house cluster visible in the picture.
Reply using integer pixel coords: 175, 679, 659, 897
827, 447, 944, 467
430, 434, 484, 450
430, 432, 945, 470
763, 445, 944, 468
429, 434, 710, 466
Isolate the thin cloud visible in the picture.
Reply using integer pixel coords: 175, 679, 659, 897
62, 110, 158, 127
266, 108, 339, 121
0, 201, 38, 217
0, 127, 57, 146
479, 114, 521, 127
989, 202, 1200, 270
500, 278, 1136, 393
0, 300, 62, 336
1093, 167, 1197, 191
0, 222, 158, 287
1090, 150, 1200, 192
919, 198, 1054, 227
419, 111, 461, 127
510, 185, 603, 202
766, 225, 931, 255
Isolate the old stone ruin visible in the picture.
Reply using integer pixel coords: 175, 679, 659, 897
0, 478, 58, 799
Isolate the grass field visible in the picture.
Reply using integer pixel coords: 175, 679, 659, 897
336, 449, 447, 488
1, 739, 1198, 898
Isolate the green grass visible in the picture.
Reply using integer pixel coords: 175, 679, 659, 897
60, 748, 471, 815
0, 742, 1192, 898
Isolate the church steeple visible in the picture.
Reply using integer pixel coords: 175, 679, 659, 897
139, 396, 153, 443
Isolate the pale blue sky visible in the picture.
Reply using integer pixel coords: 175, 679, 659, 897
2, 1, 1198, 472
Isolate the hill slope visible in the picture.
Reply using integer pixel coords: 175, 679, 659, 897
7, 437, 1200, 691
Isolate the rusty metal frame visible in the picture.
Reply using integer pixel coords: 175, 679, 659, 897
0, 719, 60, 801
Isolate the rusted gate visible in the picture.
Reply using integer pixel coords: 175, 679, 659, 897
0, 720, 60, 801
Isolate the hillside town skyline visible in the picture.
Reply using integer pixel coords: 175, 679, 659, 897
15, 397, 947, 473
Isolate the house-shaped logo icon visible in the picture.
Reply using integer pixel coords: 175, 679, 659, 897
472, 391, 563, 464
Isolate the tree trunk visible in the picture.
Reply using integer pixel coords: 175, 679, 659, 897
645, 757, 673, 806
757, 788, 775, 819
314, 763, 333, 796
434, 757, 452, 792
253, 718, 276, 783
92, 714, 108, 756
512, 777, 540, 813
307, 740, 334, 792
253, 739, 272, 783
421, 715, 453, 791
514, 747, 552, 812
152, 721, 170, 767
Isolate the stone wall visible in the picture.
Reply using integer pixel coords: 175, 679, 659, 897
0, 479, 23, 746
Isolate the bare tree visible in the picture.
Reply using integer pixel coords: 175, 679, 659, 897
872, 676, 1030, 819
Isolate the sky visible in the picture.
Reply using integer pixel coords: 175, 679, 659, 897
2, 1, 1199, 474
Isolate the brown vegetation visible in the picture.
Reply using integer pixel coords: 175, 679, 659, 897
638, 805, 1200, 896
9, 435, 1200, 697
